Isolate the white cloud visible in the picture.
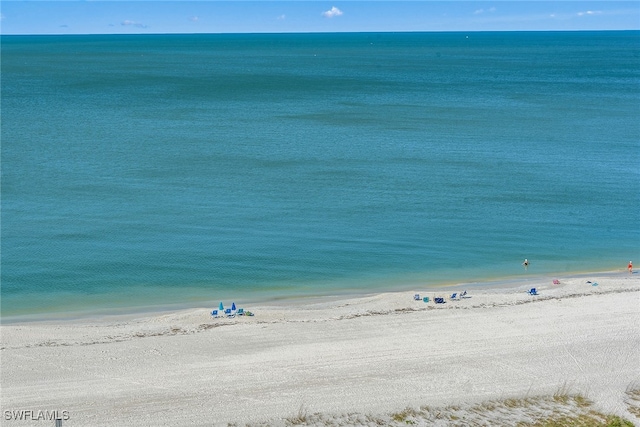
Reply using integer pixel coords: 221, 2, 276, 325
322, 6, 343, 18
277, 14, 286, 21
577, 10, 602, 17
121, 20, 148, 28
474, 7, 496, 15
189, 16, 199, 22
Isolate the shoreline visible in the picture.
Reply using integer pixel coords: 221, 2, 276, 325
0, 268, 629, 325
1, 272, 639, 426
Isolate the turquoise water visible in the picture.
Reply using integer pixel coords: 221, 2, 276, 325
2, 32, 639, 318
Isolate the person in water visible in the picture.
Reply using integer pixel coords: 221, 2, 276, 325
523, 259, 529, 270
628, 261, 633, 274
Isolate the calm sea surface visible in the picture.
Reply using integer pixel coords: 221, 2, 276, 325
2, 32, 639, 318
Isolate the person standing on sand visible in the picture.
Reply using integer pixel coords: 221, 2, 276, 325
523, 259, 529, 270
628, 261, 633, 274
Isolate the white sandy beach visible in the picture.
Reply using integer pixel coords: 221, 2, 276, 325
1, 273, 639, 426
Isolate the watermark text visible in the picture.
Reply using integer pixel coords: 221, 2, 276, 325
3, 409, 70, 422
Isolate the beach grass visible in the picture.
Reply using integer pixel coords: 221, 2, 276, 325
244, 391, 635, 427
625, 385, 640, 419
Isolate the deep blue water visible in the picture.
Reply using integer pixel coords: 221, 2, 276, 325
2, 31, 639, 317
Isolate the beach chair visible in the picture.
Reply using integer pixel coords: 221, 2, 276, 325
460, 290, 468, 298
224, 308, 235, 318
435, 297, 445, 304
528, 288, 538, 295
423, 297, 430, 303
237, 308, 244, 316
450, 293, 458, 300
414, 294, 421, 301
211, 309, 220, 318
553, 279, 560, 285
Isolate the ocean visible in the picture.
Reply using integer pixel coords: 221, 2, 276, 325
2, 31, 639, 319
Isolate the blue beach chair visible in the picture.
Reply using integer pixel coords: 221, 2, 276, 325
237, 308, 244, 316
435, 297, 446, 304
528, 288, 538, 295
211, 309, 220, 318
414, 294, 421, 301
450, 293, 458, 300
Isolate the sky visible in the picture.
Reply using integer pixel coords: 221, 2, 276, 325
0, 1, 638, 35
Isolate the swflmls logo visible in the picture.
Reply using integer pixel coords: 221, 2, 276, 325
3, 409, 70, 421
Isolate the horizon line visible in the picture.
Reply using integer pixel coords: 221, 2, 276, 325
3, 28, 639, 36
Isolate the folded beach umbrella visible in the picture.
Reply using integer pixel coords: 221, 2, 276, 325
231, 302, 236, 311
219, 302, 224, 311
